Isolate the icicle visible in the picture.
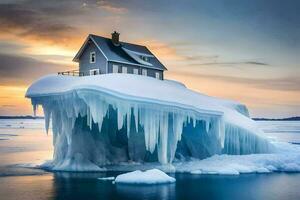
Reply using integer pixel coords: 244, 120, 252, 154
205, 119, 210, 133
133, 105, 139, 132
42, 104, 51, 135
157, 112, 169, 164
86, 107, 93, 129
126, 107, 131, 137
89, 109, 93, 129
117, 107, 124, 130
33, 103, 37, 117
219, 116, 225, 148
193, 117, 196, 127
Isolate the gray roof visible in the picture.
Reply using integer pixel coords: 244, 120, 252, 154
73, 34, 167, 71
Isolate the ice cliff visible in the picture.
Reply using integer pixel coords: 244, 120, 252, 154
26, 74, 273, 171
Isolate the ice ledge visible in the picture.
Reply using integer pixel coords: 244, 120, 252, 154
25, 74, 274, 169
25, 74, 262, 135
26, 74, 224, 115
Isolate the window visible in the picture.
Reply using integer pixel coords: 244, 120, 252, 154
112, 64, 119, 73
155, 72, 160, 79
89, 69, 99, 75
142, 69, 147, 76
122, 66, 127, 74
133, 68, 139, 75
140, 56, 149, 62
90, 52, 96, 63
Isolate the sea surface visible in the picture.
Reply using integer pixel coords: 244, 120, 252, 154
0, 119, 300, 200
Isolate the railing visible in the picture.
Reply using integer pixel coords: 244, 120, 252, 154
58, 69, 84, 76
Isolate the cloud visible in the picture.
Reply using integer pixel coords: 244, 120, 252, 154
0, 1, 83, 46
0, 0, 130, 48
0, 53, 68, 85
137, 38, 269, 69
0, 41, 29, 56
244, 61, 269, 66
138, 40, 183, 61
96, 0, 128, 14
169, 71, 300, 92
1, 105, 16, 108
188, 61, 269, 67
184, 55, 219, 61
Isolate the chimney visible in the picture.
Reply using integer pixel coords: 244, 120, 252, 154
111, 31, 120, 46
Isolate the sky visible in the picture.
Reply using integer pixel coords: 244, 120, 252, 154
0, 0, 299, 118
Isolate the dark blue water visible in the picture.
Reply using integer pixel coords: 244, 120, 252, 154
1, 171, 300, 200
1, 120, 300, 200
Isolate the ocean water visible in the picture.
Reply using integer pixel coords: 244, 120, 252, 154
0, 119, 300, 200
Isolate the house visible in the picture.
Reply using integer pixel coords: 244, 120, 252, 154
72, 31, 167, 80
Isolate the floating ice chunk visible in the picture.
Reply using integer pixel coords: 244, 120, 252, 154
115, 169, 176, 184
98, 177, 115, 181
190, 170, 202, 174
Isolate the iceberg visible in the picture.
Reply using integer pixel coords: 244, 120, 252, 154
115, 169, 175, 184
26, 73, 274, 171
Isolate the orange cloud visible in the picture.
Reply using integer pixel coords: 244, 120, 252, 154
136, 39, 185, 62
96, 1, 128, 14
166, 71, 300, 118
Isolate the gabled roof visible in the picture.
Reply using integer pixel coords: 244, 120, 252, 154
73, 34, 167, 71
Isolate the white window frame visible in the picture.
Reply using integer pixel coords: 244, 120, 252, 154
155, 72, 160, 79
89, 69, 99, 75
121, 66, 127, 74
142, 69, 147, 76
90, 52, 96, 63
112, 64, 119, 73
133, 68, 139, 75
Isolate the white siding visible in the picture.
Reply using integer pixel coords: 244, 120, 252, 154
122, 66, 127, 74
112, 64, 119, 73
142, 69, 147, 76
155, 72, 160, 79
133, 68, 139, 75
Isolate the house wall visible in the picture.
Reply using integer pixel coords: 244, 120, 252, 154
107, 61, 163, 80
79, 41, 107, 76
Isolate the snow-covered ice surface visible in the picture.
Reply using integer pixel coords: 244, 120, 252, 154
25, 74, 298, 173
115, 169, 175, 184
257, 121, 300, 144
175, 142, 300, 175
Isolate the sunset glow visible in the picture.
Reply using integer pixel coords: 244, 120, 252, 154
0, 0, 299, 118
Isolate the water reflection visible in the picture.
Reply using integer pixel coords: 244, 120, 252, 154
49, 172, 300, 200
1, 120, 300, 200
50, 172, 176, 200
116, 183, 175, 200
1, 171, 300, 200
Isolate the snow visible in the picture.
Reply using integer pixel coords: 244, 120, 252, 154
97, 142, 300, 175
25, 74, 274, 171
40, 153, 106, 172
175, 142, 300, 175
115, 169, 175, 184
122, 47, 154, 66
